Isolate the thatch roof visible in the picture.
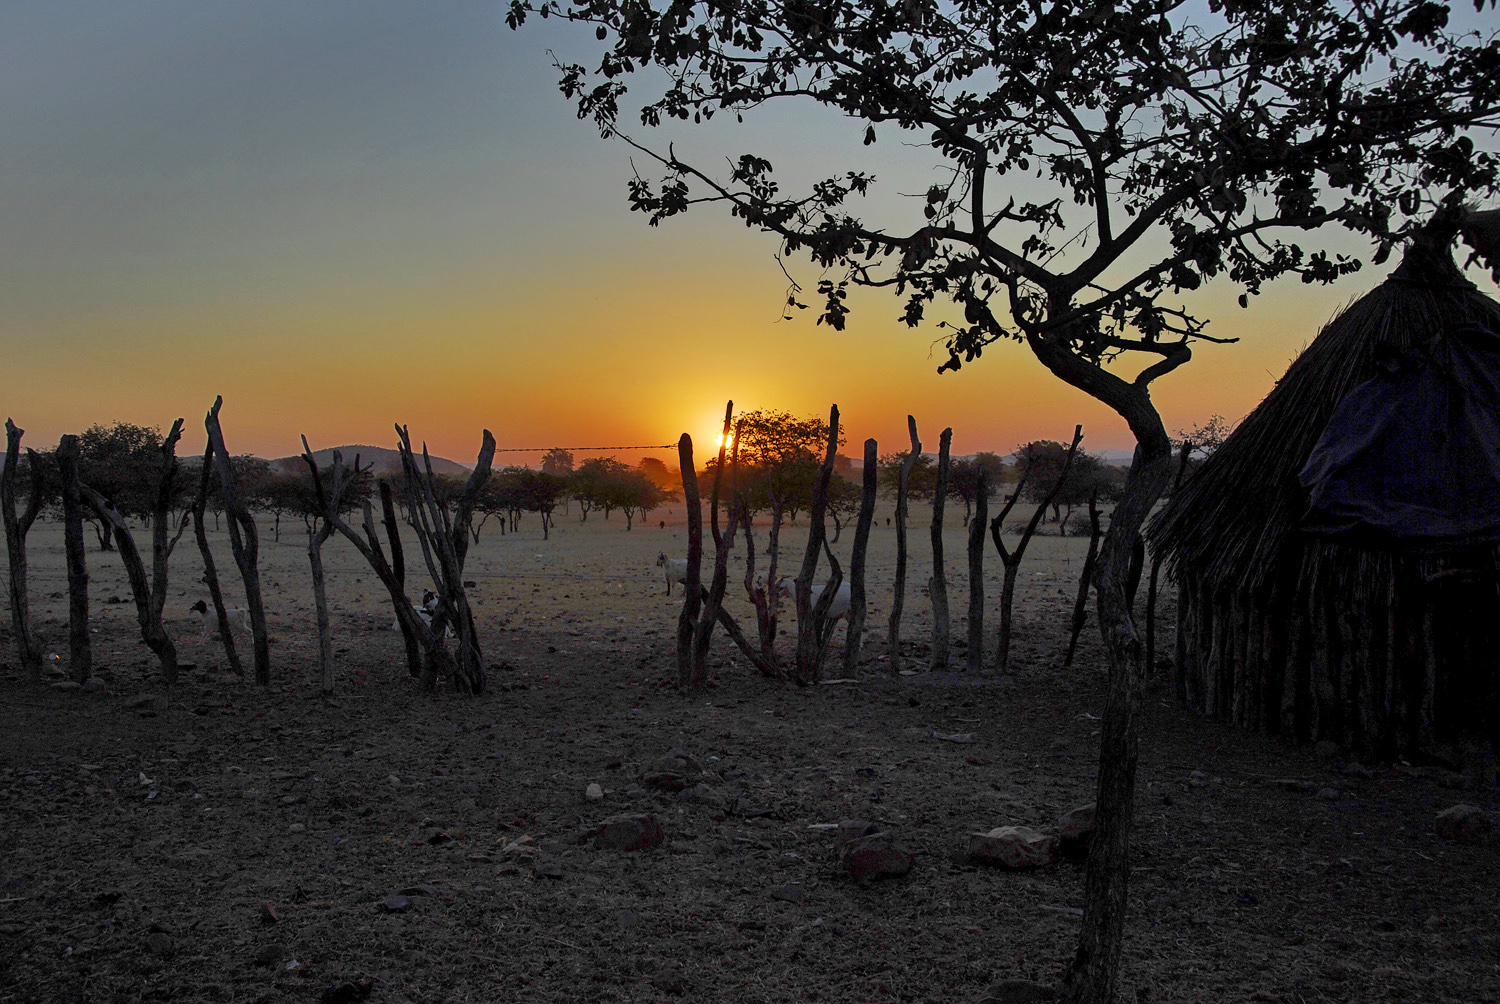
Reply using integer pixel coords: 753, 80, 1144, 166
1150, 241, 1500, 591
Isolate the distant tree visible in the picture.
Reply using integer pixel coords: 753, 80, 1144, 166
257, 474, 303, 543
877, 450, 936, 504
637, 455, 677, 490
205, 455, 272, 533
541, 447, 575, 476
571, 456, 630, 521
824, 473, 863, 543
949, 452, 1005, 526
1170, 414, 1236, 483
485, 466, 531, 533
73, 422, 184, 549
1017, 441, 1119, 527
616, 469, 667, 529
521, 469, 567, 537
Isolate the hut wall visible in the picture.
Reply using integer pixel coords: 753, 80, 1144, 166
1171, 542, 1499, 761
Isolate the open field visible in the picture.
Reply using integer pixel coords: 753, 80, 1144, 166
2, 507, 1497, 1003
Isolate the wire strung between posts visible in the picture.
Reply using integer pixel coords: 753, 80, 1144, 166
489, 443, 678, 452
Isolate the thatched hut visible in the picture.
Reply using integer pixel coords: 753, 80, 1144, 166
1150, 237, 1500, 762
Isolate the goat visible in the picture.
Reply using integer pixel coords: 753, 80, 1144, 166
774, 577, 852, 622
393, 590, 443, 634
655, 553, 690, 595
190, 599, 252, 644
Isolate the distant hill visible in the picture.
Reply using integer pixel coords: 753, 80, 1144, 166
268, 445, 470, 477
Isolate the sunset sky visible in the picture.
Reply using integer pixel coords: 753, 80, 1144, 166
4, 2, 1496, 467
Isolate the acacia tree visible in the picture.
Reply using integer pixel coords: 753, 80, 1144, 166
513, 0, 1500, 997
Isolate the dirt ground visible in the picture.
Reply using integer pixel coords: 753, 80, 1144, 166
2, 503, 1497, 1003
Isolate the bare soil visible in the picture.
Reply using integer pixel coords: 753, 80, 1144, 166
2, 507, 1497, 1003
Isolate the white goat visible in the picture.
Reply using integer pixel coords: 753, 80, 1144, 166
393, 590, 443, 634
656, 553, 690, 595
775, 577, 852, 622
190, 599, 252, 644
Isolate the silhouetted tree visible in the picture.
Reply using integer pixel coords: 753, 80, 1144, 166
541, 447, 575, 476
514, 0, 1500, 995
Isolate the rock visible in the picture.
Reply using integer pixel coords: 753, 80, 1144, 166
641, 771, 689, 793
399, 884, 437, 897
591, 813, 665, 851
81, 678, 107, 694
1056, 804, 1095, 860
679, 783, 726, 808
1266, 778, 1317, 792
651, 966, 690, 995
425, 828, 452, 845
260, 902, 279, 924
320, 978, 374, 1004
382, 893, 410, 912
1314, 740, 1342, 758
288, 823, 306, 833
585, 783, 604, 802
1316, 788, 1341, 801
253, 944, 287, 967
979, 979, 1058, 1003
842, 832, 913, 883
1435, 804, 1492, 843
767, 883, 808, 904
1341, 763, 1375, 779
966, 826, 1057, 870
838, 818, 879, 843
534, 861, 565, 880
125, 693, 161, 710
144, 931, 174, 955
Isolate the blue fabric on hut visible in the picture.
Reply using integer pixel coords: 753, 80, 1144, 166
1299, 324, 1500, 549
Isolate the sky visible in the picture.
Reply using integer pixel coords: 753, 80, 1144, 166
3, 2, 1496, 467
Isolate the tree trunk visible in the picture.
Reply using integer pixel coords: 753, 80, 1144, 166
1064, 492, 1104, 667
205, 396, 271, 685
1064, 434, 1172, 1004
379, 480, 421, 678
56, 436, 92, 683
1029, 312, 1177, 1004
966, 463, 989, 673
2, 420, 44, 682
888, 416, 920, 674
929, 427, 953, 671
843, 438, 878, 675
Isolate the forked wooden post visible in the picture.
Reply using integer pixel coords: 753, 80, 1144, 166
56, 435, 91, 683
843, 437, 878, 675
888, 416, 920, 675
206, 396, 271, 685
929, 427, 953, 671
966, 462, 990, 673
2, 419, 45, 682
